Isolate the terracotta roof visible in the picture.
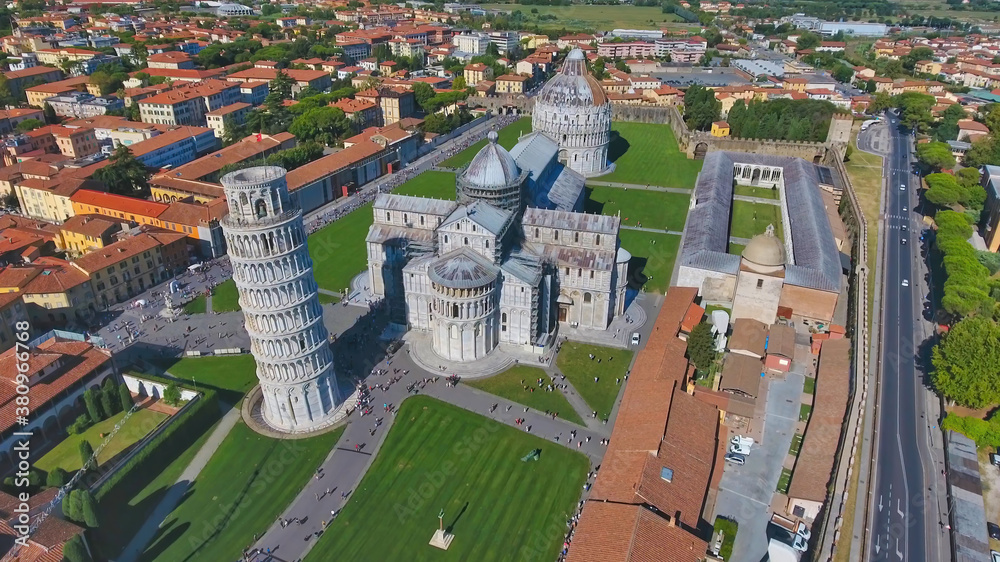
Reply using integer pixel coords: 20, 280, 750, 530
567, 503, 707, 562
205, 102, 251, 117
0, 266, 41, 290
3, 66, 62, 80
285, 141, 385, 191
126, 126, 213, 158
766, 323, 796, 359
226, 67, 329, 84
71, 232, 161, 273
680, 302, 704, 333
147, 51, 191, 63
332, 97, 377, 113
718, 353, 763, 399
160, 132, 294, 182
19, 258, 91, 294
59, 214, 120, 238
72, 189, 170, 218
158, 198, 227, 227
138, 80, 237, 106
728, 318, 767, 356
786, 337, 851, 503
141, 67, 225, 80
0, 337, 111, 434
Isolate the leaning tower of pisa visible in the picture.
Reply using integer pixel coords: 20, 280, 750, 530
220, 166, 343, 433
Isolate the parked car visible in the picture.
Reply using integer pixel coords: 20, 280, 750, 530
730, 435, 755, 448
724, 452, 746, 465
902, 279, 909, 287
630, 332, 641, 346
988, 522, 1000, 540
990, 453, 1000, 467
796, 521, 811, 541
729, 442, 751, 456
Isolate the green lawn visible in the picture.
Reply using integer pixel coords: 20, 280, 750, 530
141, 422, 343, 562
465, 365, 584, 426
800, 403, 812, 422
618, 230, 680, 294
480, 4, 685, 31
304, 396, 588, 562
555, 342, 633, 419
308, 202, 374, 293
728, 243, 746, 256
734, 185, 780, 200
211, 279, 240, 312
36, 409, 168, 473
714, 517, 738, 561
789, 433, 803, 457
584, 185, 689, 232
777, 468, 792, 494
95, 415, 223, 560
394, 170, 457, 200
162, 355, 258, 404
600, 122, 703, 189
803, 376, 816, 395
183, 295, 206, 315
318, 292, 340, 304
705, 304, 730, 317
441, 116, 532, 168
730, 200, 784, 241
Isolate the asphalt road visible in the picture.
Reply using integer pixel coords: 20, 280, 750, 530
867, 113, 938, 562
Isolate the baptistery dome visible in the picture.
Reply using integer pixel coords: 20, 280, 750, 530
532, 48, 613, 177
456, 131, 527, 213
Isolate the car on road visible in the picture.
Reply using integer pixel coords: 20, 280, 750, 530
630, 332, 640, 346
900, 185, 906, 190
989, 522, 1000, 540
724, 452, 746, 465
902, 224, 907, 231
902, 279, 909, 287
729, 442, 751, 455
991, 453, 1000, 467
902, 238, 907, 245
903, 206, 908, 212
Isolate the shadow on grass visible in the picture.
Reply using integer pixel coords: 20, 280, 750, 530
141, 520, 191, 562
607, 131, 629, 164
445, 501, 469, 534
626, 256, 649, 291
583, 186, 604, 215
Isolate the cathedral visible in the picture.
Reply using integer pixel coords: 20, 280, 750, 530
365, 49, 628, 362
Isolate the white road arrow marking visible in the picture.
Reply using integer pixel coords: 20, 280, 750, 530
879, 495, 884, 512
896, 537, 903, 559
897, 499, 904, 517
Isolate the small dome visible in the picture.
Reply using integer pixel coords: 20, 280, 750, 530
742, 225, 785, 267
460, 132, 521, 188
535, 48, 607, 107
429, 249, 498, 289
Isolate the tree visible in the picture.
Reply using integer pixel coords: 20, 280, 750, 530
79, 440, 95, 469
895, 92, 935, 132
289, 106, 352, 146
411, 81, 435, 109
119, 383, 133, 411
42, 102, 57, 124
686, 321, 716, 372
925, 172, 963, 206
83, 389, 102, 423
916, 141, 956, 171
163, 382, 182, 406
870, 92, 893, 114
452, 75, 466, 91
683, 84, 720, 131
66, 489, 84, 523
14, 118, 43, 132
46, 467, 67, 488
93, 145, 149, 197
795, 32, 822, 50
268, 70, 295, 104
101, 382, 119, 415
80, 489, 99, 528
965, 136, 1000, 168
62, 534, 92, 562
932, 316, 1000, 408
0, 75, 14, 107
221, 117, 246, 147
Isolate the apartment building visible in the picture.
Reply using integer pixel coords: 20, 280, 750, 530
464, 63, 493, 86
127, 126, 218, 169
453, 32, 490, 55
71, 231, 185, 307
34, 48, 98, 66
495, 74, 529, 94
16, 173, 102, 223
146, 51, 195, 69
206, 102, 251, 138
44, 91, 124, 119
4, 66, 64, 101
0, 257, 96, 328
389, 38, 425, 60
58, 214, 121, 256
24, 75, 92, 108
333, 97, 381, 129
225, 68, 332, 95
138, 80, 241, 127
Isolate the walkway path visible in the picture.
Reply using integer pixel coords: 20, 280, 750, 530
587, 180, 692, 194
621, 225, 683, 236
733, 194, 781, 205
249, 348, 613, 562
204, 294, 213, 315
117, 402, 244, 562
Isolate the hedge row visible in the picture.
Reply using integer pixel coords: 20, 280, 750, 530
94, 374, 218, 502
942, 412, 1000, 448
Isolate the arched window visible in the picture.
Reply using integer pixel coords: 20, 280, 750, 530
464, 237, 469, 245
452, 304, 459, 318
403, 213, 408, 223
584, 293, 592, 303
535, 228, 539, 238
596, 234, 601, 245
255, 199, 267, 218
420, 215, 425, 225
444, 235, 449, 243
554, 230, 559, 241
574, 232, 579, 243
239, 193, 249, 208
485, 240, 490, 249
501, 312, 508, 332
386, 211, 391, 220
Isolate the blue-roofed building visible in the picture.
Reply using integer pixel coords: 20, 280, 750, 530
677, 151, 844, 324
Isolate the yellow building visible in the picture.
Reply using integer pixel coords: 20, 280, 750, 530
58, 214, 121, 256
522, 34, 550, 49
35, 48, 98, 67
0, 292, 29, 353
71, 232, 167, 308
463, 63, 493, 86
15, 176, 96, 223
711, 121, 731, 137
495, 74, 528, 95
915, 61, 942, 75
0, 257, 96, 328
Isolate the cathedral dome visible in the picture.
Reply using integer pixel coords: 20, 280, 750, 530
742, 225, 785, 268
535, 49, 608, 107
461, 131, 521, 188
429, 248, 498, 289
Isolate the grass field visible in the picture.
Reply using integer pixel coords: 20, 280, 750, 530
394, 170, 457, 200
318, 292, 340, 304
141, 422, 343, 562
162, 355, 258, 404
618, 230, 680, 294
183, 295, 206, 314
600, 122, 703, 189
36, 409, 168, 473
95, 415, 222, 560
730, 201, 784, 241
211, 279, 240, 312
585, 185, 689, 232
734, 185, 780, 200
728, 243, 746, 256
714, 517, 738, 561
555, 342, 633, 419
465, 365, 584, 426
442, 117, 532, 168
305, 396, 588, 562
845, 127, 883, 330
308, 202, 374, 293
480, 4, 687, 31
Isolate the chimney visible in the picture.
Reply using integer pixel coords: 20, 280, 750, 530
667, 514, 676, 528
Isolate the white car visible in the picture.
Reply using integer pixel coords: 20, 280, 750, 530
730, 435, 755, 448
900, 185, 906, 190
903, 206, 908, 212
630, 332, 641, 346
902, 279, 909, 287
729, 442, 751, 455
796, 521, 811, 540
991, 550, 1000, 562
792, 534, 808, 552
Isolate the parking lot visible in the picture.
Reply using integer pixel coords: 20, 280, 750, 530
712, 372, 804, 562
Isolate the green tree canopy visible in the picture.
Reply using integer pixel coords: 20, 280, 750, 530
14, 118, 43, 133
916, 141, 956, 171
932, 316, 1000, 408
683, 84, 720, 132
288, 106, 352, 146
93, 145, 149, 197
794, 32, 821, 50
686, 321, 716, 372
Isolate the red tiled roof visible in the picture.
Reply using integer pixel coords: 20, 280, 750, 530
568, 503, 707, 562
71, 232, 161, 273
71, 189, 169, 218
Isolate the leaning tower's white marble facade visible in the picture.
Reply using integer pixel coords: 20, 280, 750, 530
220, 166, 342, 432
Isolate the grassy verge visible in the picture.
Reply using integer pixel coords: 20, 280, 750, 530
714, 516, 738, 560
789, 433, 803, 456
394, 170, 457, 200
183, 295, 206, 314
211, 279, 240, 312
555, 342, 633, 418
318, 292, 340, 304
800, 403, 813, 422
601, 122, 703, 188
804, 376, 816, 395
304, 396, 589, 562
584, 185, 689, 231
844, 127, 883, 330
161, 355, 258, 405
441, 116, 532, 168
36, 409, 167, 473
730, 200, 784, 240
618, 230, 681, 294
308, 202, 374, 293
777, 468, 793, 494
465, 365, 584, 425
